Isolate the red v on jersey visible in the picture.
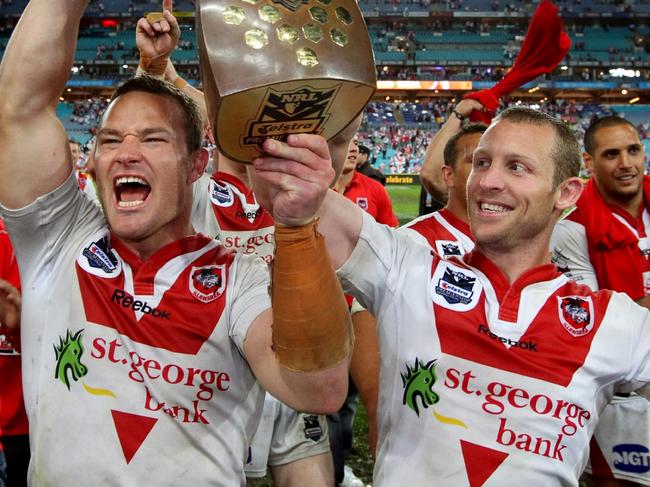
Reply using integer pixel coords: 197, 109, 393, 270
76, 233, 234, 354
209, 173, 274, 232
433, 252, 611, 387
111, 410, 158, 464
460, 440, 508, 487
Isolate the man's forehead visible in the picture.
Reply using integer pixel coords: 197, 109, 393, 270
594, 124, 641, 149
480, 119, 553, 146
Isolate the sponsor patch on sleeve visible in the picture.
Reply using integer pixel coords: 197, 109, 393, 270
77, 230, 122, 278
431, 261, 482, 312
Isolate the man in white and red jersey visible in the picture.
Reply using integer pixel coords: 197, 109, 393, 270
0, 219, 27, 487
0, 2, 350, 485
551, 116, 650, 487
253, 106, 650, 486
401, 123, 486, 257
133, 11, 341, 483
351, 121, 485, 458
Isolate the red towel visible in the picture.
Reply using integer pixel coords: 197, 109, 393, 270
464, 0, 571, 124
576, 177, 650, 300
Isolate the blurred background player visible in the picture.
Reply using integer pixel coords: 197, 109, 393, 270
0, 218, 26, 487
333, 132, 398, 486
355, 144, 386, 186
552, 116, 650, 487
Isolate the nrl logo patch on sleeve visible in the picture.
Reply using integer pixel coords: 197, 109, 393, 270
77, 230, 122, 278
209, 180, 235, 207
557, 295, 594, 337
431, 262, 482, 312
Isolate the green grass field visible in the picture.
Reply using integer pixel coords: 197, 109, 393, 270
386, 184, 421, 225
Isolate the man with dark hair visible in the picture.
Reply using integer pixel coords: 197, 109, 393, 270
252, 106, 650, 484
420, 98, 485, 205
551, 116, 650, 486
355, 144, 386, 186
0, 1, 351, 484
402, 123, 486, 257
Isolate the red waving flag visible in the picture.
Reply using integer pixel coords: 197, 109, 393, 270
464, 0, 571, 124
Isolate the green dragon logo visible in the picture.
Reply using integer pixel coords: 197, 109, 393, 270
54, 329, 88, 390
401, 358, 439, 416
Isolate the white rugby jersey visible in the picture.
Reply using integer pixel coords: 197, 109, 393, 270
1, 174, 269, 486
338, 211, 650, 486
192, 173, 274, 263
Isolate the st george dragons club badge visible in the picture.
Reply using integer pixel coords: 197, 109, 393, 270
557, 295, 594, 337
190, 265, 226, 303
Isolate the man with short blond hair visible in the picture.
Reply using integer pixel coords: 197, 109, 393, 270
251, 106, 650, 485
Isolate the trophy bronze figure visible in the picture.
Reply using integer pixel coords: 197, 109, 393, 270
196, 0, 376, 173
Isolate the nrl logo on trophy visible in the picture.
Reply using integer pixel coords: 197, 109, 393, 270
242, 85, 340, 147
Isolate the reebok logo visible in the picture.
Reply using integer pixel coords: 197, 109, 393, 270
477, 325, 538, 352
236, 209, 262, 220
111, 290, 171, 320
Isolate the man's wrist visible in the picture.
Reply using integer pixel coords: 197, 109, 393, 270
451, 109, 465, 121
138, 54, 168, 78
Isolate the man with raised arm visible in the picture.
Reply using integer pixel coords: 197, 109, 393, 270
0, 1, 351, 484
401, 122, 485, 256
419, 98, 485, 205
252, 107, 650, 485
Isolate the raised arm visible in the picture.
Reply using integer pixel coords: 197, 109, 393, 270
0, 0, 88, 208
241, 135, 359, 412
135, 2, 209, 125
419, 98, 484, 204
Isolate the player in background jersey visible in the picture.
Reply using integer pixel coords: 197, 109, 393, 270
551, 116, 650, 487
0, 1, 350, 485
330, 135, 398, 485
419, 98, 486, 205
253, 106, 650, 485
334, 136, 398, 228
355, 144, 386, 186
0, 219, 27, 487
133, 9, 356, 484
401, 122, 485, 256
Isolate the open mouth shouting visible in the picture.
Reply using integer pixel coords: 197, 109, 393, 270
114, 176, 151, 208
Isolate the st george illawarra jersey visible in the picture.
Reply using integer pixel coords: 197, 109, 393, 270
400, 207, 475, 258
192, 173, 275, 263
1, 174, 269, 486
337, 211, 650, 487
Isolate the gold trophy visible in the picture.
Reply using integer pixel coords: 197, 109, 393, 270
196, 0, 376, 171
